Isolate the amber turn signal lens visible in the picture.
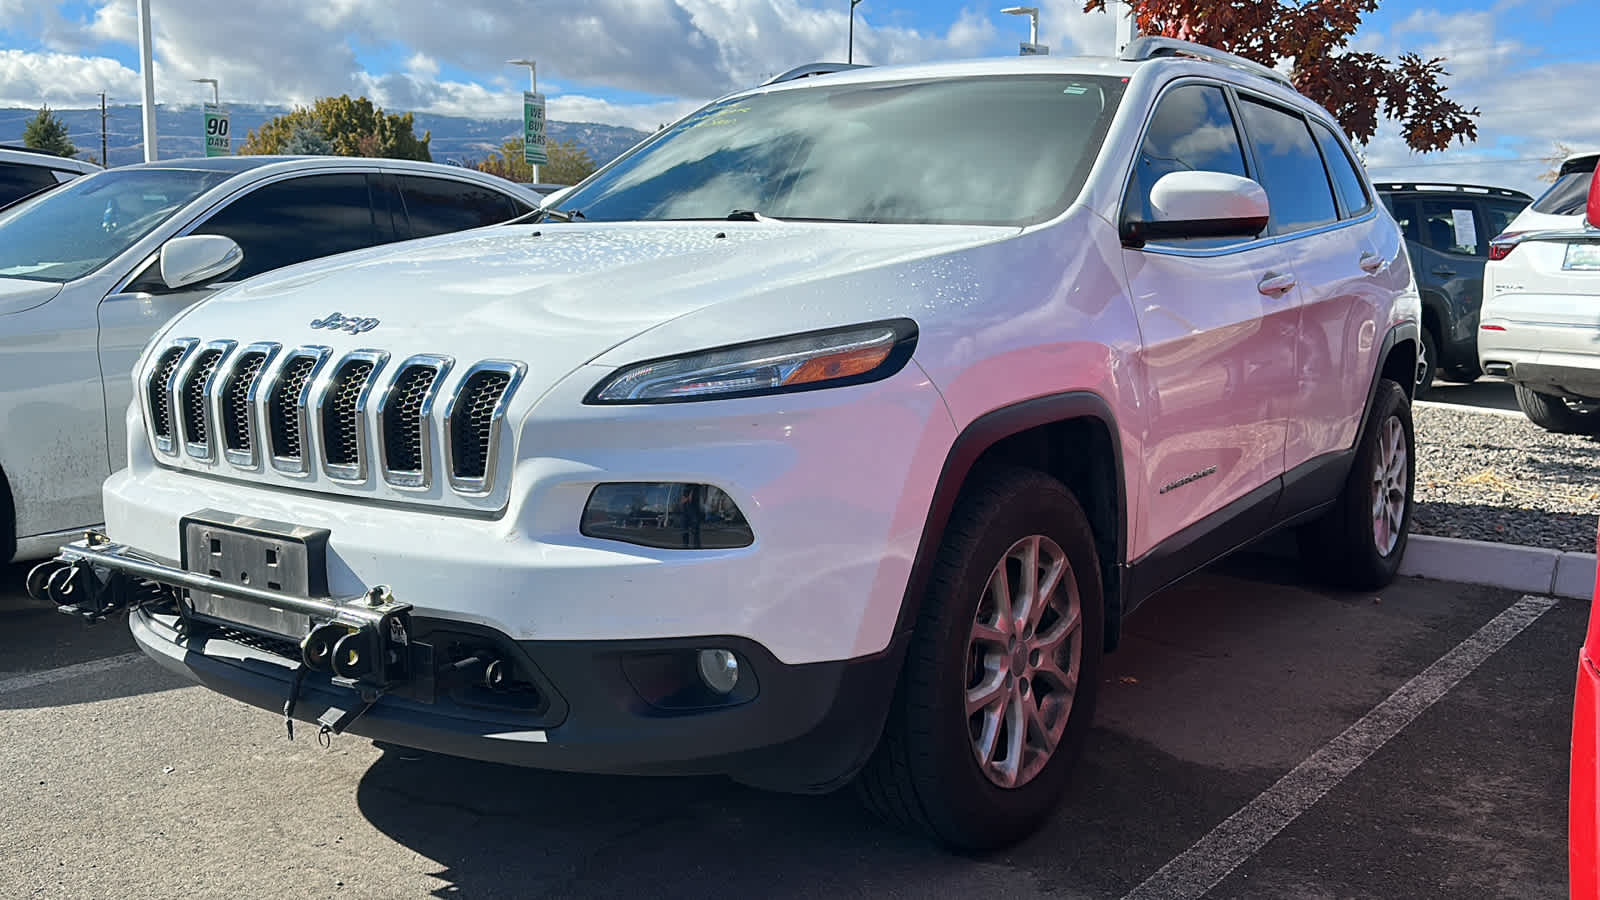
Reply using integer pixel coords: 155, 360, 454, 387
781, 344, 894, 387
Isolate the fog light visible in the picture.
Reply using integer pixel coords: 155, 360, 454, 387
581, 482, 754, 550
697, 649, 740, 694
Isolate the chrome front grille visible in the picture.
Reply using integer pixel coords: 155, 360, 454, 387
143, 339, 522, 495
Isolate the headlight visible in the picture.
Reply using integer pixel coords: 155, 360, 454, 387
585, 318, 918, 404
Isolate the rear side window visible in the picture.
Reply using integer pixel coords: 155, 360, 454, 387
0, 163, 62, 207
398, 176, 522, 239
1236, 97, 1338, 234
1531, 159, 1597, 216
1310, 120, 1371, 217
1124, 83, 1249, 244
192, 173, 387, 280
1482, 198, 1529, 240
1419, 198, 1482, 257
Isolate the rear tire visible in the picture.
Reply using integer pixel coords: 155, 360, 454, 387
855, 466, 1104, 852
1440, 362, 1481, 384
1513, 384, 1600, 435
1297, 379, 1415, 591
1415, 328, 1438, 398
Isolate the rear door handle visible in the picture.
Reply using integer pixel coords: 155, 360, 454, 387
1359, 252, 1386, 273
1432, 265, 1456, 278
1257, 272, 1297, 296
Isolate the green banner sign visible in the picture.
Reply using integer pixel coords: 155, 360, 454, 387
522, 91, 548, 166
204, 103, 230, 157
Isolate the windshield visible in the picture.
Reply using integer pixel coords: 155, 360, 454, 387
0, 168, 233, 282
555, 74, 1126, 227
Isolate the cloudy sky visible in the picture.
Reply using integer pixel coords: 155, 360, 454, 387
1, 0, 1595, 193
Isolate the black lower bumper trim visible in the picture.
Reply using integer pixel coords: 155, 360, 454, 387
130, 607, 904, 793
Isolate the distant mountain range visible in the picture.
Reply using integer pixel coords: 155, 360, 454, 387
0, 104, 652, 170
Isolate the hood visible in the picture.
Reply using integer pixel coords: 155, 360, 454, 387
161, 220, 1013, 390
0, 277, 64, 316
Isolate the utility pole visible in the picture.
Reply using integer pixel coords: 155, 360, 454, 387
99, 92, 108, 167
135, 0, 157, 161
848, 0, 863, 64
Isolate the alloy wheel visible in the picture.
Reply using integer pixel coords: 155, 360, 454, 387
1371, 415, 1408, 556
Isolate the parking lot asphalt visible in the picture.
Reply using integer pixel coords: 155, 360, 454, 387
0, 553, 1579, 900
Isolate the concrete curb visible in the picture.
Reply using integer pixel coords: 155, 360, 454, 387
1397, 534, 1597, 601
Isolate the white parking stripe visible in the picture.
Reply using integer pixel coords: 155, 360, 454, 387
1121, 593, 1558, 900
0, 652, 149, 696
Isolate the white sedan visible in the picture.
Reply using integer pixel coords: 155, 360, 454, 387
0, 156, 542, 562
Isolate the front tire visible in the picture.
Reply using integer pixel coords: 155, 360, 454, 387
1514, 384, 1600, 435
1298, 379, 1415, 591
855, 466, 1104, 852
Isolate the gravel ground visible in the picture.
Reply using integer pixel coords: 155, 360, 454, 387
1413, 404, 1600, 553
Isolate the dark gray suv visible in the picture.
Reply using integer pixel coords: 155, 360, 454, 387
1376, 182, 1531, 396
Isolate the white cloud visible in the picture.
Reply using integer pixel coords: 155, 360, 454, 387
0, 50, 141, 108
405, 52, 440, 79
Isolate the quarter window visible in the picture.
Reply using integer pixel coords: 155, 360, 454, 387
1236, 97, 1338, 234
0, 163, 61, 207
1482, 198, 1529, 241
1310, 120, 1371, 218
192, 173, 388, 281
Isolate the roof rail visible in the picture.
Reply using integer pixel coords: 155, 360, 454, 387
761, 62, 870, 86
1372, 182, 1533, 201
1120, 36, 1295, 91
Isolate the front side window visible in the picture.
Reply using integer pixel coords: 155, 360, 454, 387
554, 75, 1126, 227
192, 173, 384, 280
0, 167, 232, 283
1419, 198, 1482, 257
1237, 97, 1338, 234
1122, 83, 1250, 248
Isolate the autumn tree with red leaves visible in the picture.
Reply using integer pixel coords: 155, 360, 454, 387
1084, 0, 1479, 153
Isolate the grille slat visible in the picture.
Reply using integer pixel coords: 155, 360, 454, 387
222, 352, 268, 453
269, 356, 319, 461
147, 341, 519, 496
382, 364, 439, 475
450, 371, 513, 482
321, 360, 375, 469
147, 347, 187, 440
181, 349, 224, 446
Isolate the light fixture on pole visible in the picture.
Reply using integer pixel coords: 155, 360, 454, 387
191, 77, 218, 105
508, 59, 545, 182
135, 0, 157, 162
1115, 0, 1139, 56
848, 0, 863, 65
1001, 6, 1048, 55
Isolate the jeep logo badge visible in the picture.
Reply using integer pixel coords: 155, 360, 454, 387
309, 312, 380, 334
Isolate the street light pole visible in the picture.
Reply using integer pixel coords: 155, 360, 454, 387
507, 59, 540, 183
1001, 7, 1045, 54
1116, 0, 1139, 56
192, 77, 218, 106
848, 0, 862, 65
135, 0, 157, 162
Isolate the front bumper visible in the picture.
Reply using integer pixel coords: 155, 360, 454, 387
43, 537, 902, 791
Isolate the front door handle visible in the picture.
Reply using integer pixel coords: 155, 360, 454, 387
1359, 252, 1386, 273
1257, 272, 1297, 296
1432, 265, 1456, 278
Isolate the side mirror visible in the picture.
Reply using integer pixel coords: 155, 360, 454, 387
159, 235, 244, 291
1122, 171, 1270, 247
1587, 163, 1599, 229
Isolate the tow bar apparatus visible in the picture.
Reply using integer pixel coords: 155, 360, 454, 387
32, 532, 419, 745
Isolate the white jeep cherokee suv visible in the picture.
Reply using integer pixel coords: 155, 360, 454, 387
39, 39, 1421, 850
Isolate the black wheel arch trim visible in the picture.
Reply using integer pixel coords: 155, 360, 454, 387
1357, 320, 1420, 450
893, 392, 1129, 654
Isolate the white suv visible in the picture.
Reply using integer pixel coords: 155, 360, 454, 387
38, 39, 1421, 851
1480, 150, 1600, 433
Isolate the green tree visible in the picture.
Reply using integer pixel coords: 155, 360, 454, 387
22, 104, 77, 158
283, 124, 335, 156
238, 95, 431, 160
1083, 0, 1479, 152
473, 137, 596, 185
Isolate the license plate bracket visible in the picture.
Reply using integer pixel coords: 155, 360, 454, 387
180, 510, 331, 640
